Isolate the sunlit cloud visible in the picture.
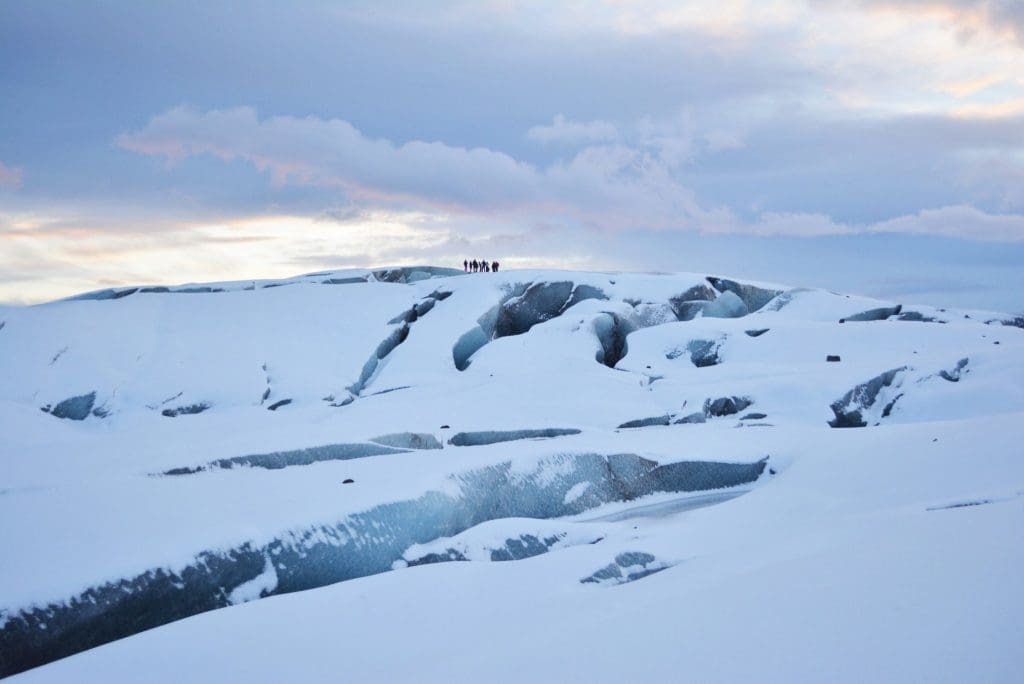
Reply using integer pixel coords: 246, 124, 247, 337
0, 161, 22, 187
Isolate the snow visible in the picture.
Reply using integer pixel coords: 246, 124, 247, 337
1, 267, 1022, 681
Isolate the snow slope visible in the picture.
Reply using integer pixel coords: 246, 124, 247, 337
0, 266, 1022, 681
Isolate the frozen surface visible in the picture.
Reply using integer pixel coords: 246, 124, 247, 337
1, 267, 1023, 682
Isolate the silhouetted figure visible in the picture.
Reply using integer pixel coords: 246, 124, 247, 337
471, 259, 478, 272
463, 259, 468, 272
492, 261, 499, 272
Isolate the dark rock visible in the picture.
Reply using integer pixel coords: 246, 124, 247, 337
826, 355, 841, 362
740, 413, 767, 420
673, 412, 706, 425
342, 479, 355, 484
744, 328, 769, 337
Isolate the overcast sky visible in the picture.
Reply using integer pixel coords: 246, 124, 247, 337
2, 0, 1023, 310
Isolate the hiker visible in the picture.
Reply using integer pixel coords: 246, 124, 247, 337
471, 259, 478, 272
492, 261, 499, 273
463, 259, 468, 272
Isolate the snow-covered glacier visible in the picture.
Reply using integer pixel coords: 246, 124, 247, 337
0, 267, 1022, 682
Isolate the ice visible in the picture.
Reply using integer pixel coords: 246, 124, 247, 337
685, 338, 723, 367
266, 399, 292, 411
45, 392, 97, 421
704, 396, 754, 417
370, 433, 442, 450
453, 281, 606, 370
161, 402, 211, 418
348, 291, 451, 396
448, 428, 581, 446
668, 284, 718, 321
371, 266, 463, 283
896, 311, 941, 323
706, 276, 783, 313
592, 313, 632, 368
828, 367, 906, 427
3, 266, 1023, 681
227, 555, 278, 605
0, 451, 766, 675
321, 277, 367, 285
843, 305, 903, 322
702, 290, 748, 318
617, 415, 671, 429
939, 358, 970, 383
402, 520, 599, 565
580, 551, 670, 585
162, 442, 408, 475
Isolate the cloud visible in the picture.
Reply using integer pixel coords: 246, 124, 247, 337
526, 114, 618, 145
117, 105, 725, 232
118, 105, 540, 208
868, 204, 1024, 241
817, 0, 1024, 45
117, 105, 1024, 245
0, 161, 22, 187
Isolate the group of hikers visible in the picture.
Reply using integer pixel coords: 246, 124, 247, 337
464, 259, 499, 273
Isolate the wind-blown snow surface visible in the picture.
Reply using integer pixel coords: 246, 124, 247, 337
0, 266, 1022, 681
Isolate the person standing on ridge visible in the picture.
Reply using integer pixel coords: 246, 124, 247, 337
492, 261, 499, 273
463, 259, 468, 272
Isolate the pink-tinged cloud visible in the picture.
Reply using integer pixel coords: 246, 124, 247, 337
0, 161, 22, 187
818, 0, 1024, 45
116, 106, 722, 232
117, 105, 1024, 241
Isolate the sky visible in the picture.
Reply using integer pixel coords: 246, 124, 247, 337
1, 0, 1023, 311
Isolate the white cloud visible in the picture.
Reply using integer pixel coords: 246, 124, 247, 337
868, 204, 1024, 241
526, 114, 619, 145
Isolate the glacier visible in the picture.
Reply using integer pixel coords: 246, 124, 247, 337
0, 266, 1022, 682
